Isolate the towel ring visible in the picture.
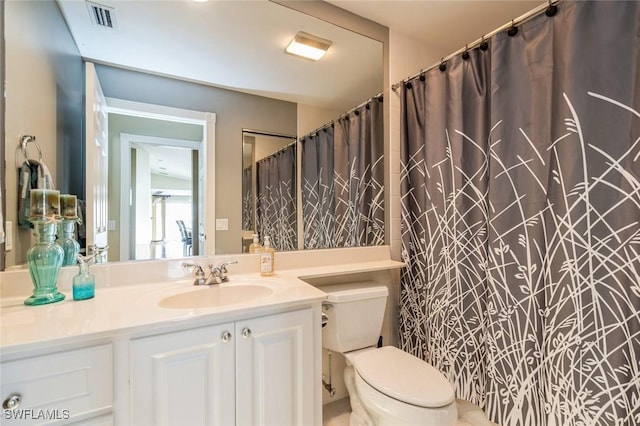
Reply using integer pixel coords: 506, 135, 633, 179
16, 135, 43, 168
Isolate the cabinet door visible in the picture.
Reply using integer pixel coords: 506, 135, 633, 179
236, 308, 314, 426
130, 324, 235, 426
1, 344, 113, 426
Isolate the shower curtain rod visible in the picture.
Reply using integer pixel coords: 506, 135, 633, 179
258, 140, 297, 163
302, 91, 384, 140
243, 129, 296, 139
391, 0, 558, 91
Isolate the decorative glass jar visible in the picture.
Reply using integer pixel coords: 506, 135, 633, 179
57, 219, 80, 266
24, 219, 65, 306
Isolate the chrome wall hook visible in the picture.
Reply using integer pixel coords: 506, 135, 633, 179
16, 135, 43, 168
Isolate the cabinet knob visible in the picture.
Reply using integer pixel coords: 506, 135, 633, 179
221, 330, 232, 343
3, 393, 22, 410
241, 327, 252, 339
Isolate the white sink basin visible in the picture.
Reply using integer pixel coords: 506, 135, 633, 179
158, 283, 274, 309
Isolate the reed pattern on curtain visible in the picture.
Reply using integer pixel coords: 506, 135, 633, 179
399, 2, 640, 424
242, 166, 253, 231
256, 143, 296, 251
302, 98, 384, 249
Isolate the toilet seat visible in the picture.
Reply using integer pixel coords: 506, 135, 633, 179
351, 346, 455, 408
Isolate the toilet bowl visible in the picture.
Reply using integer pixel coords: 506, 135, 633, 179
344, 346, 457, 426
322, 283, 458, 426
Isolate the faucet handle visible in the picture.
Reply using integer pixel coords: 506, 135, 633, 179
207, 260, 238, 283
219, 260, 238, 273
182, 262, 205, 279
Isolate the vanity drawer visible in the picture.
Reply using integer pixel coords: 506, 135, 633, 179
1, 344, 113, 425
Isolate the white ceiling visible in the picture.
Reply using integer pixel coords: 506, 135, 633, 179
327, 0, 543, 50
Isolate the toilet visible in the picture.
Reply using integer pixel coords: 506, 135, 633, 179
322, 282, 458, 426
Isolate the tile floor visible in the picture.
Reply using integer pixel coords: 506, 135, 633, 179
322, 397, 498, 426
322, 398, 351, 426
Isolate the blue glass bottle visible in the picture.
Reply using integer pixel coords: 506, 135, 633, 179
25, 220, 65, 306
73, 260, 95, 300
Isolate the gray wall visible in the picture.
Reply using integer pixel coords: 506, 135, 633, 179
96, 65, 298, 254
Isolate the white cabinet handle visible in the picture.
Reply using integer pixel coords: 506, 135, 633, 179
3, 393, 21, 410
221, 331, 232, 343
241, 328, 252, 339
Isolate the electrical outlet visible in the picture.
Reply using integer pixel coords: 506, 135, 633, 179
107, 220, 116, 231
5, 221, 13, 251
216, 218, 229, 231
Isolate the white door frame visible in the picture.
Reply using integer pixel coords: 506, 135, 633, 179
121, 133, 202, 261
106, 98, 216, 260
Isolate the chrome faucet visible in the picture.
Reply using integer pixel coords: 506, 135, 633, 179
87, 244, 109, 264
183, 261, 238, 285
182, 262, 207, 286
206, 260, 238, 284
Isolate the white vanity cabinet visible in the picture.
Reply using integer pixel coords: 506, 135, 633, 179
130, 307, 315, 426
0, 344, 113, 425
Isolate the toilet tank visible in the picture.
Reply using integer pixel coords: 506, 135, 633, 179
322, 282, 389, 353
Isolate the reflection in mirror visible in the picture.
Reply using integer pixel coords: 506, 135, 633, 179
105, 100, 214, 262
126, 135, 200, 261
242, 131, 298, 253
242, 137, 255, 234
301, 96, 385, 249
2, 0, 384, 269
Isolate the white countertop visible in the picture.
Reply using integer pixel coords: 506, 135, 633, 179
0, 248, 405, 357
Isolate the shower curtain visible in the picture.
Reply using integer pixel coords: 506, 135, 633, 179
302, 98, 384, 249
399, 2, 640, 425
255, 143, 296, 251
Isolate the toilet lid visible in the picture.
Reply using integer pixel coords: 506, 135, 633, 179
353, 346, 455, 408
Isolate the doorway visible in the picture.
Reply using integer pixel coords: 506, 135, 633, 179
126, 135, 201, 260
106, 98, 216, 261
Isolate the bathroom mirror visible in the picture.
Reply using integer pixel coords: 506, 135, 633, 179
2, 0, 384, 268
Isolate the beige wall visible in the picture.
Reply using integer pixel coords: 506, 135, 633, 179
254, 134, 295, 162
388, 30, 448, 261
296, 103, 343, 138
4, 0, 82, 267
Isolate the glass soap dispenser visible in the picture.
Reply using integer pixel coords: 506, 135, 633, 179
73, 254, 95, 300
260, 235, 275, 277
249, 233, 263, 253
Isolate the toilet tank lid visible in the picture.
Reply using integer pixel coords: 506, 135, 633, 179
322, 282, 389, 303
353, 346, 455, 408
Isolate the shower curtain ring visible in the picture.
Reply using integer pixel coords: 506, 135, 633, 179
545, 0, 558, 17
439, 58, 447, 72
462, 45, 470, 60
479, 36, 489, 51
507, 20, 518, 37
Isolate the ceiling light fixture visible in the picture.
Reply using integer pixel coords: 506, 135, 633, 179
285, 31, 332, 61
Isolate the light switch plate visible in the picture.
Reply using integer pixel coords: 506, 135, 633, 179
107, 220, 116, 231
216, 218, 229, 231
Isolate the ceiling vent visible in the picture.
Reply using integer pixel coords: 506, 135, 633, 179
87, 1, 117, 29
